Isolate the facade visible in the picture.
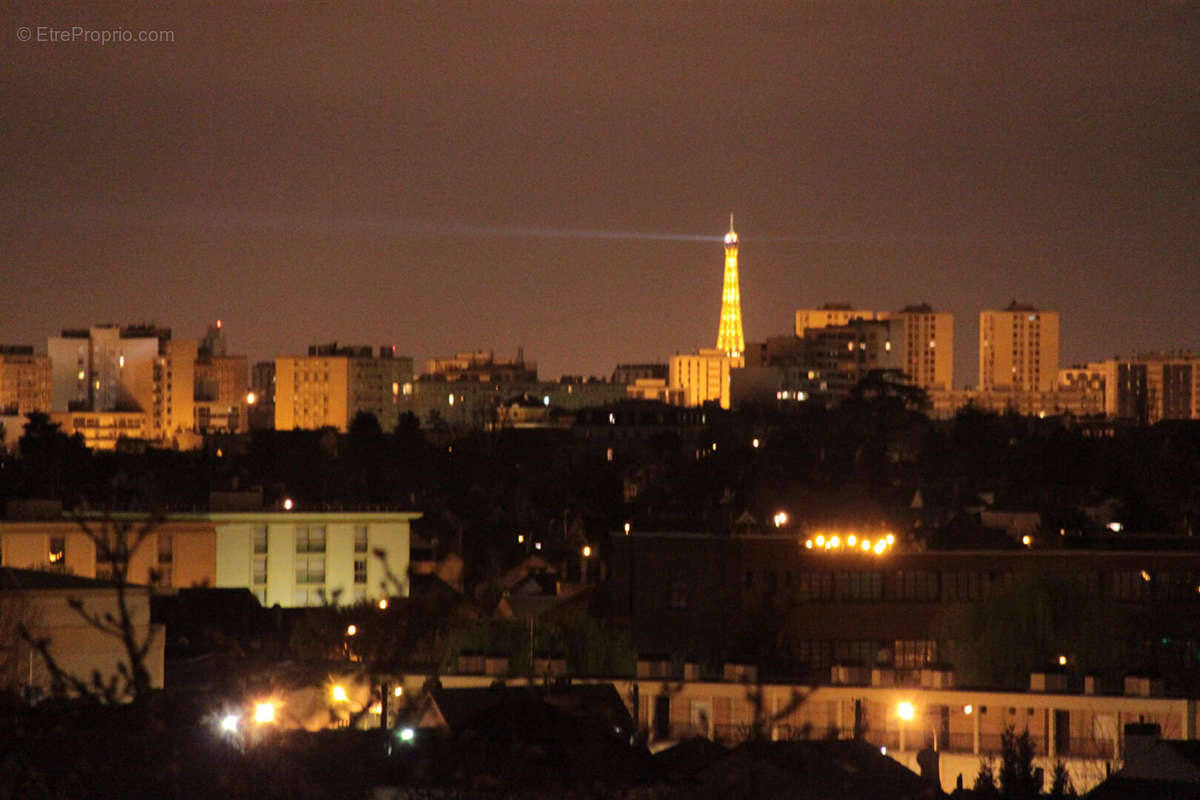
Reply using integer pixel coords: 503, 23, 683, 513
275, 344, 414, 432
891, 304, 954, 391
48, 325, 165, 416
194, 324, 250, 434
795, 304, 882, 337
0, 346, 51, 416
979, 302, 1060, 392
44, 323, 253, 448
425, 350, 537, 383
0, 567, 165, 700
403, 670, 1197, 795
249, 360, 276, 429
612, 363, 669, 385
0, 511, 419, 608
925, 386, 1105, 420
1104, 353, 1200, 424
607, 531, 1200, 691
625, 377, 684, 405
49, 410, 151, 449
669, 349, 739, 409
412, 377, 626, 430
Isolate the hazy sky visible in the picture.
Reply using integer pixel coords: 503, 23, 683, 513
3, 1, 1198, 385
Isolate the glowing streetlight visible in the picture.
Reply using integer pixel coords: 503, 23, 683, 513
623, 522, 631, 536
346, 624, 358, 636
773, 511, 789, 528
220, 713, 240, 733
1022, 535, 1032, 547
897, 701, 915, 752
283, 497, 294, 511
399, 727, 415, 743
582, 545, 592, 558
752, 438, 760, 448
254, 702, 276, 724
1058, 655, 1067, 666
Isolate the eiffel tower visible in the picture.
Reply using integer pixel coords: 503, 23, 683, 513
715, 214, 744, 358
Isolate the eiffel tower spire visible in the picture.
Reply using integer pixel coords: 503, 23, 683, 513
716, 214, 744, 358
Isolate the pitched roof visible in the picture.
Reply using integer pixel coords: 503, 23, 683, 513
695, 739, 943, 800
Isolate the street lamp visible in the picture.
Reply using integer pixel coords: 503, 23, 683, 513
254, 702, 276, 725
897, 701, 915, 751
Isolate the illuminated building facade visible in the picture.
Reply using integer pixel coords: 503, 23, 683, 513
0, 511, 419, 608
193, 321, 250, 434
979, 302, 1060, 392
670, 349, 737, 409
892, 304, 954, 391
275, 344, 414, 433
716, 216, 745, 358
425, 349, 537, 383
0, 346, 51, 416
794, 304, 882, 337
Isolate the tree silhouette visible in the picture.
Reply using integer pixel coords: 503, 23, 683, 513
19, 512, 162, 702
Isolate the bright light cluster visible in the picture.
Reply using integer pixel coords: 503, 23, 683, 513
804, 532, 895, 555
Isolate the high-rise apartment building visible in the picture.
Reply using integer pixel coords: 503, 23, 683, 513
892, 304, 954, 391
275, 344, 414, 432
979, 302, 1060, 392
0, 346, 51, 416
794, 305, 882, 338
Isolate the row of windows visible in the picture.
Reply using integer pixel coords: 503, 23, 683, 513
737, 569, 1200, 604
792, 639, 938, 669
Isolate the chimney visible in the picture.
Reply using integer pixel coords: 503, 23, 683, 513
1123, 722, 1162, 766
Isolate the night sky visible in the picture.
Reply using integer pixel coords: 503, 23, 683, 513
3, 2, 1198, 385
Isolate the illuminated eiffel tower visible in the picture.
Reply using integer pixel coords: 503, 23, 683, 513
715, 214, 745, 358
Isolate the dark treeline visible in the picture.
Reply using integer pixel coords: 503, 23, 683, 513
5, 400, 1200, 549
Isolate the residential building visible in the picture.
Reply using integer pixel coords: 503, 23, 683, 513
1105, 353, 1200, 425
891, 304, 954, 391
425, 349, 537, 383
193, 321, 249, 434
0, 346, 51, 416
0, 511, 420, 608
397, 670, 1200, 795
669, 349, 740, 409
249, 360, 276, 429
612, 363, 668, 386
275, 343, 414, 432
412, 376, 625, 431
795, 304, 883, 337
0, 567, 165, 700
979, 302, 1060, 392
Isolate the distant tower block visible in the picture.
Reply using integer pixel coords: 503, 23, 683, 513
716, 214, 745, 358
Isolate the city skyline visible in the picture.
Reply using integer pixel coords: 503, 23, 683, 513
4, 2, 1198, 385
